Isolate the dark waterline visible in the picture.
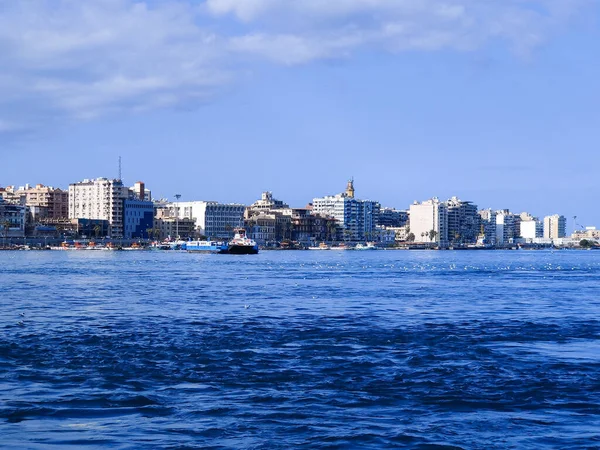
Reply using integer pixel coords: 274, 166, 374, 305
1, 250, 599, 449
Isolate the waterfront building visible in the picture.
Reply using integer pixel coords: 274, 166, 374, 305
245, 211, 278, 245
544, 214, 567, 239
376, 227, 397, 246
495, 210, 519, 245
0, 197, 26, 238
520, 219, 543, 240
377, 208, 409, 228
153, 216, 196, 240
173, 201, 246, 239
244, 192, 293, 245
69, 177, 153, 238
279, 208, 337, 245
69, 178, 129, 238
572, 227, 600, 242
478, 209, 497, 246
123, 199, 154, 239
312, 180, 380, 242
387, 225, 411, 243
5, 184, 69, 220
446, 197, 479, 245
409, 198, 448, 245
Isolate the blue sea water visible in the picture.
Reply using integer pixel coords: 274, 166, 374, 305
1, 250, 599, 449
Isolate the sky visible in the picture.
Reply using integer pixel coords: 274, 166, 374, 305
0, 0, 598, 230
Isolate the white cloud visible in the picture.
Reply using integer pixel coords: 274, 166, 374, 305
0, 0, 594, 134
213, 0, 592, 61
0, 0, 229, 130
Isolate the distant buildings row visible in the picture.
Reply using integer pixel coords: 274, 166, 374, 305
0, 177, 595, 248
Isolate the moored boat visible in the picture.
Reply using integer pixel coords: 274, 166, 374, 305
355, 242, 377, 250
185, 240, 228, 254
308, 242, 330, 250
227, 228, 259, 255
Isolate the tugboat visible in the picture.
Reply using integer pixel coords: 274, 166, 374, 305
227, 228, 259, 254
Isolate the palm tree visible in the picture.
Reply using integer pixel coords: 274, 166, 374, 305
93, 224, 102, 239
429, 229, 438, 242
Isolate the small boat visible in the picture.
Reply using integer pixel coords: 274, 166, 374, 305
185, 240, 228, 254
308, 242, 331, 250
331, 243, 351, 250
355, 242, 377, 250
227, 228, 259, 255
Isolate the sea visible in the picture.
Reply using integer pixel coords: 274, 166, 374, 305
0, 249, 599, 449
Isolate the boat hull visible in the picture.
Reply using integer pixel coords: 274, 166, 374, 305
227, 244, 259, 255
183, 240, 228, 253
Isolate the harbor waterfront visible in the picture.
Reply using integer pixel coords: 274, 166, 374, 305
1, 250, 599, 448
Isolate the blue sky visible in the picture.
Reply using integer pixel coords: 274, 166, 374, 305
0, 0, 598, 229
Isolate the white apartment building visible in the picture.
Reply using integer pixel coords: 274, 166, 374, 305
69, 178, 129, 238
409, 198, 448, 244
520, 220, 543, 240
173, 201, 246, 239
312, 181, 379, 242
544, 214, 567, 239
495, 210, 519, 245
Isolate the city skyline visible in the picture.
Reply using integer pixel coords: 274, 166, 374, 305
1, 1, 599, 226
0, 175, 586, 234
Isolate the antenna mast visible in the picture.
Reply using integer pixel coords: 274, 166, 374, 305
118, 156, 122, 181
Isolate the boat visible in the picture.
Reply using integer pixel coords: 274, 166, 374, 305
149, 241, 172, 250
308, 242, 330, 250
185, 240, 228, 254
227, 228, 259, 255
331, 243, 351, 250
355, 242, 377, 250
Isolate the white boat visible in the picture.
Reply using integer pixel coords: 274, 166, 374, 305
355, 242, 377, 250
308, 242, 330, 250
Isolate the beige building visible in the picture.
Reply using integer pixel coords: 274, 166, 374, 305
543, 214, 567, 239
24, 184, 68, 219
572, 227, 600, 241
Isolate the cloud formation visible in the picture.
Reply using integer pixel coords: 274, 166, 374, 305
0, 0, 593, 134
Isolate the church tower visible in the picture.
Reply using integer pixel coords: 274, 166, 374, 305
345, 178, 355, 199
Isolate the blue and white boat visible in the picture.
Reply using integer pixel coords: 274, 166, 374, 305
184, 240, 228, 254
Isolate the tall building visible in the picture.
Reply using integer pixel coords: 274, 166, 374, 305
544, 215, 567, 239
173, 201, 246, 239
69, 178, 129, 238
69, 178, 152, 238
495, 210, 519, 245
478, 209, 497, 246
446, 197, 479, 245
520, 220, 543, 240
312, 180, 380, 242
123, 199, 154, 239
409, 198, 448, 244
